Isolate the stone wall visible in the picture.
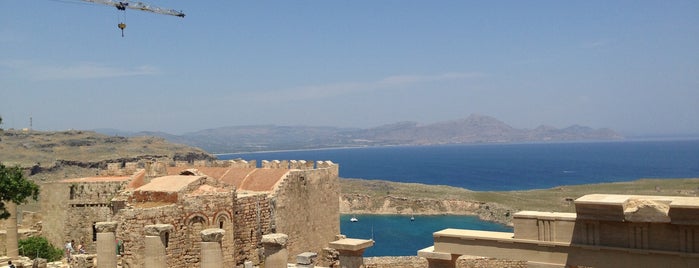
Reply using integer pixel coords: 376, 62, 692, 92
39, 181, 70, 249
272, 161, 340, 262
114, 190, 236, 268
40, 180, 128, 253
233, 193, 272, 265
455, 256, 527, 268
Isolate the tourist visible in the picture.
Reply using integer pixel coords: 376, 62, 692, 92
7, 261, 15, 268
65, 240, 74, 262
77, 241, 85, 254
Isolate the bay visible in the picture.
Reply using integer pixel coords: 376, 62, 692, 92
339, 214, 512, 257
218, 140, 699, 191
218, 140, 699, 256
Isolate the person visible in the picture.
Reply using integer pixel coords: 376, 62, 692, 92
65, 240, 74, 262
8, 261, 15, 268
77, 241, 85, 254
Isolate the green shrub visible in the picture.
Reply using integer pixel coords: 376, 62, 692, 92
18, 236, 64, 262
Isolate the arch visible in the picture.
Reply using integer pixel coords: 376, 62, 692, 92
214, 211, 232, 229
185, 213, 209, 226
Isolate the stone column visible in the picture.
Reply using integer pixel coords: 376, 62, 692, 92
328, 238, 374, 268
95, 221, 118, 268
200, 228, 225, 268
144, 224, 173, 268
261, 233, 288, 268
5, 202, 18, 258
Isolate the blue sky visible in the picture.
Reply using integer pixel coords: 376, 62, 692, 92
1, 1, 698, 136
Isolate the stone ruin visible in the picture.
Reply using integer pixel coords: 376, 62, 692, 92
32, 159, 340, 267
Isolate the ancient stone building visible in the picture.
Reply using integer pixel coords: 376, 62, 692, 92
420, 194, 699, 268
40, 159, 340, 267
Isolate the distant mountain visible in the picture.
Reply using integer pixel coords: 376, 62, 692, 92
95, 114, 623, 154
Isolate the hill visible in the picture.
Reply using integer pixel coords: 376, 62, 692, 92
102, 114, 623, 153
0, 129, 214, 180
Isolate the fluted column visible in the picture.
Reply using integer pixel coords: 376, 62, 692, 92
95, 222, 118, 268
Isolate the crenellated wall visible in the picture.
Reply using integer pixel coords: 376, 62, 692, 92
271, 161, 340, 262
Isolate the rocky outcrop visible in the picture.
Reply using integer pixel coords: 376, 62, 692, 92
340, 194, 514, 225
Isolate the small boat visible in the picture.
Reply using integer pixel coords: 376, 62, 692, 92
410, 215, 415, 221
350, 216, 359, 222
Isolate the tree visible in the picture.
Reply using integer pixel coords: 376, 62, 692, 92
0, 163, 40, 219
18, 236, 64, 261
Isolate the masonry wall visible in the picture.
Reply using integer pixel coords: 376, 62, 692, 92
272, 162, 340, 261
114, 191, 236, 268
234, 193, 272, 265
39, 181, 70, 249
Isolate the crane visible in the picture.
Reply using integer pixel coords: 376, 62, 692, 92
80, 0, 185, 36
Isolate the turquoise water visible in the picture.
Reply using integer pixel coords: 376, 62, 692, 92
339, 214, 512, 256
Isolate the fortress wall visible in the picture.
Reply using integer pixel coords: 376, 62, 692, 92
39, 182, 71, 249
272, 162, 340, 262
40, 180, 128, 253
234, 193, 273, 265
229, 159, 256, 168
67, 181, 129, 204
114, 191, 236, 268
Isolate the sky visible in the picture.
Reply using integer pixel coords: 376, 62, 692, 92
1, 1, 698, 136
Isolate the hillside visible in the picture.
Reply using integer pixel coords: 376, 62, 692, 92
0, 129, 214, 180
102, 114, 623, 153
340, 177, 699, 225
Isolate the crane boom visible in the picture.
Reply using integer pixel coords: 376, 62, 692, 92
82, 0, 185, 17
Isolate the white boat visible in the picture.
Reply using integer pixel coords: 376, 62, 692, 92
410, 215, 415, 221
350, 216, 359, 222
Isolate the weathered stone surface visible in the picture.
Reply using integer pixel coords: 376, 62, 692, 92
261, 233, 288, 246
72, 254, 96, 268
296, 252, 318, 265
94, 221, 117, 233
201, 228, 225, 242
623, 198, 671, 223
144, 224, 174, 236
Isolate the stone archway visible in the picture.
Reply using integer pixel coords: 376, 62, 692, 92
185, 215, 207, 264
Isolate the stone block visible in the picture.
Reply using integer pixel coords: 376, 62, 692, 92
94, 222, 117, 233
297, 252, 318, 265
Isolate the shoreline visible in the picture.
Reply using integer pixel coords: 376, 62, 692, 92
340, 177, 699, 227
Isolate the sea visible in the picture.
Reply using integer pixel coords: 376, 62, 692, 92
218, 139, 699, 256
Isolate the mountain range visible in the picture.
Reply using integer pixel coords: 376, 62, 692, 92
96, 114, 623, 154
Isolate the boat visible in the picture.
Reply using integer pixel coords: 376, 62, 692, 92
350, 216, 358, 222
410, 215, 415, 221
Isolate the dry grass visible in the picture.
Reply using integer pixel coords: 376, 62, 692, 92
0, 129, 210, 167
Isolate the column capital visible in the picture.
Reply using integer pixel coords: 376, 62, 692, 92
144, 224, 174, 236
201, 228, 225, 242
95, 221, 118, 233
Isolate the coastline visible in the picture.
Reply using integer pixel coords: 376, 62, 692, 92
340, 177, 699, 227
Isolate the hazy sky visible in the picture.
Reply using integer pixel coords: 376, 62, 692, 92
1, 1, 697, 136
